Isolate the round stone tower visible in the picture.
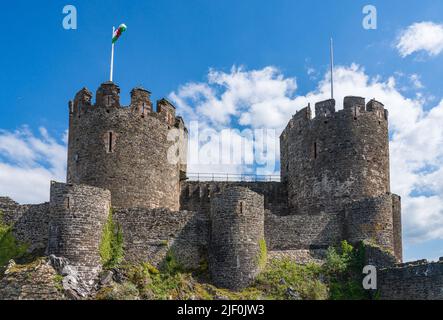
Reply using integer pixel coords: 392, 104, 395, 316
66, 82, 188, 210
280, 97, 390, 215
47, 182, 111, 282
345, 193, 395, 253
209, 187, 265, 290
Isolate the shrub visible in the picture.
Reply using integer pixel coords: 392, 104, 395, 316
99, 208, 124, 268
254, 258, 328, 300
324, 241, 369, 300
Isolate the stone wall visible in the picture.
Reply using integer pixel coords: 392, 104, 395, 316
265, 211, 343, 250
113, 208, 209, 270
209, 187, 265, 290
268, 249, 327, 265
180, 181, 287, 216
47, 182, 111, 283
0, 197, 51, 256
362, 241, 397, 269
0, 197, 27, 224
378, 258, 443, 300
345, 194, 395, 257
67, 82, 187, 211
280, 97, 390, 215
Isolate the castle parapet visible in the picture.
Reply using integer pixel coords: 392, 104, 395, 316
367, 99, 389, 120
315, 99, 335, 118
343, 96, 365, 113
130, 87, 152, 117
157, 98, 176, 127
96, 81, 120, 108
72, 88, 93, 115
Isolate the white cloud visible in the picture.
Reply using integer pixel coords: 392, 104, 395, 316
170, 64, 443, 244
396, 22, 443, 57
409, 74, 424, 89
0, 127, 66, 204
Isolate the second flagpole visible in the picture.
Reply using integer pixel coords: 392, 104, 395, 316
110, 26, 115, 82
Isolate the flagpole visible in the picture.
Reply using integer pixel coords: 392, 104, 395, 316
330, 37, 334, 99
110, 26, 115, 82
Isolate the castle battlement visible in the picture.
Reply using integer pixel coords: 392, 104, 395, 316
283, 96, 388, 136
70, 82, 182, 129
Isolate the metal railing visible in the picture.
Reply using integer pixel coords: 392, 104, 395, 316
186, 173, 281, 182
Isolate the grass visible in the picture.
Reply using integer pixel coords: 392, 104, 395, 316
96, 240, 371, 300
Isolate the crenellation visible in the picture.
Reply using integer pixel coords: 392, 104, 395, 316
157, 98, 176, 126
343, 96, 365, 112
95, 81, 120, 108
314, 99, 335, 118
5, 85, 432, 298
130, 87, 152, 116
73, 87, 93, 116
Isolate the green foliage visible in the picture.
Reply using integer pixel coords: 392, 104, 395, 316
323, 240, 354, 274
99, 208, 124, 269
323, 241, 369, 300
121, 261, 205, 300
53, 274, 64, 291
94, 241, 373, 301
161, 249, 184, 275
0, 210, 29, 266
257, 238, 267, 270
254, 258, 328, 300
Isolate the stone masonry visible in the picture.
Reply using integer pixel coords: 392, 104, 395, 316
67, 82, 187, 211
47, 182, 111, 284
209, 187, 265, 290
1, 83, 438, 299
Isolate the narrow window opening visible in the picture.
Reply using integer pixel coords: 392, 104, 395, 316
354, 107, 357, 120
108, 132, 113, 153
142, 103, 146, 117
106, 95, 111, 107
239, 201, 244, 214
313, 142, 317, 159
67, 196, 70, 209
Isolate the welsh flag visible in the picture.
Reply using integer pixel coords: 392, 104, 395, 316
112, 24, 127, 44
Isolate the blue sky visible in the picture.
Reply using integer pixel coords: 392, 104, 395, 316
1, 0, 443, 262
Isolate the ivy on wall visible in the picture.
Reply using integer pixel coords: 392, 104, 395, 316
99, 208, 124, 269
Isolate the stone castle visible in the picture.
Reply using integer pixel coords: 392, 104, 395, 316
1, 82, 442, 299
